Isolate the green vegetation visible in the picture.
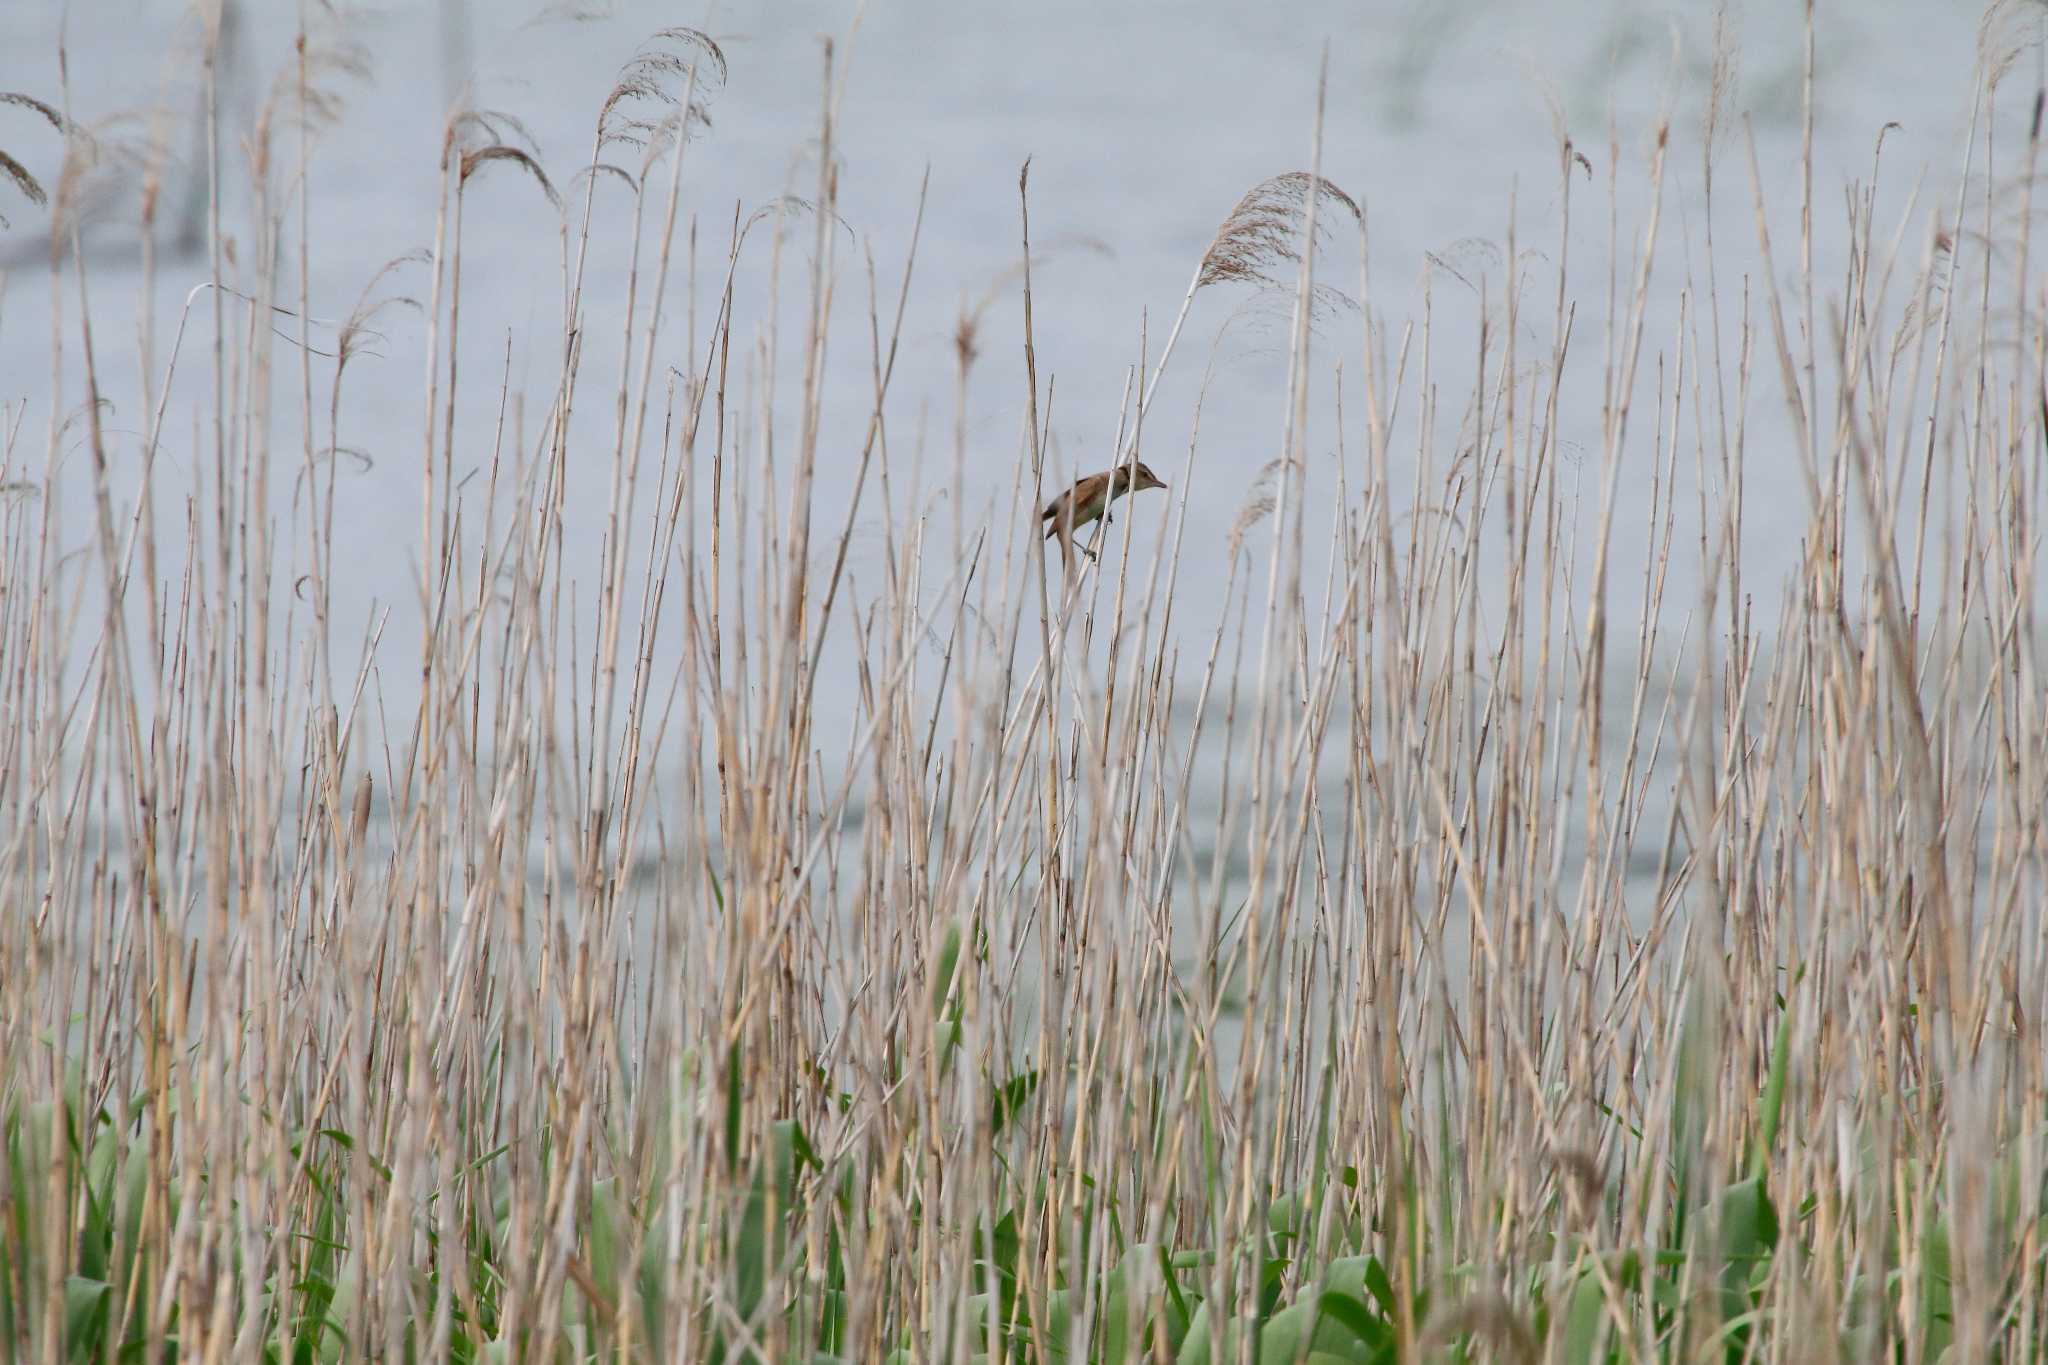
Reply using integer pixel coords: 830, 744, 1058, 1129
2, 7, 2044, 1363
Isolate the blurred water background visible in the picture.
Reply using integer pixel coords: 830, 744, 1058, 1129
0, 1, 2012, 889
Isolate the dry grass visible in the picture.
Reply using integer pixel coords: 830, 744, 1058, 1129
1, 7, 2044, 1365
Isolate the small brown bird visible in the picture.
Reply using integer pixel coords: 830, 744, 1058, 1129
1041, 460, 1168, 572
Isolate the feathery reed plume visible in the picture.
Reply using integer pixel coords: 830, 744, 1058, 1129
599, 27, 725, 156
456, 143, 561, 207
47, 124, 117, 250
0, 149, 43, 220
256, 31, 370, 139
0, 90, 64, 131
742, 192, 853, 246
1977, 0, 2037, 92
1107, 168, 1362, 477
335, 250, 428, 378
0, 91, 62, 224
1704, 3, 1737, 157
1226, 455, 1297, 559
448, 107, 545, 157
1197, 169, 1360, 289
568, 160, 640, 196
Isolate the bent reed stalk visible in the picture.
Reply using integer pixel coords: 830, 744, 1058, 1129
1, 9, 2044, 1364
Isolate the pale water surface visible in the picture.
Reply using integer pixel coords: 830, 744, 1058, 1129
0, 0, 2003, 834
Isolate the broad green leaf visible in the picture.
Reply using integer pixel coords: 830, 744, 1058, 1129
930, 918, 963, 1016
588, 1177, 624, 1308
1256, 1300, 1313, 1362
64, 1275, 111, 1354
1752, 1012, 1794, 1178
1560, 1272, 1613, 1365
1178, 1302, 1219, 1365
1918, 1218, 1953, 1363
1360, 1257, 1396, 1320
1315, 1290, 1390, 1351
990, 1071, 1038, 1141
1100, 1243, 1183, 1362
724, 1042, 744, 1172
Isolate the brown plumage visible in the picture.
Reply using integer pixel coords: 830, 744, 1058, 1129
1041, 461, 1168, 573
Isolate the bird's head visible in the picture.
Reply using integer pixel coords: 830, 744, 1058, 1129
1117, 461, 1168, 493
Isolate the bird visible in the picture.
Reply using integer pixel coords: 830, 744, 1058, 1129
1041, 460, 1168, 573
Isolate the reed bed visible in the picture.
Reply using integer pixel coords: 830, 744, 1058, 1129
1, 8, 2044, 1363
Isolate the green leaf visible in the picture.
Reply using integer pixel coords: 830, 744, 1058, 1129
734, 1120, 810, 1324
1207, 1277, 1389, 1365
1751, 1011, 1794, 1179
64, 1275, 111, 1354
1361, 1257, 1396, 1320
1099, 1243, 1183, 1362
1178, 1302, 1215, 1365
814, 1289, 849, 1356
1255, 1300, 1313, 1363
1918, 1217, 1954, 1362
1315, 1290, 1390, 1351
1715, 1176, 1779, 1336
1100, 1254, 1134, 1363
990, 1071, 1038, 1141
1560, 1271, 1613, 1365
725, 1041, 744, 1173
1259, 1256, 1290, 1316
588, 1178, 624, 1309
1716, 1178, 1779, 1271
1268, 1188, 1305, 1241
315, 1128, 391, 1182
930, 918, 963, 1017
1038, 1286, 1073, 1359
1157, 1244, 1189, 1325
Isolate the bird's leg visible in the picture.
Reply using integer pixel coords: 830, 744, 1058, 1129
1051, 512, 1094, 575
1055, 521, 1078, 576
